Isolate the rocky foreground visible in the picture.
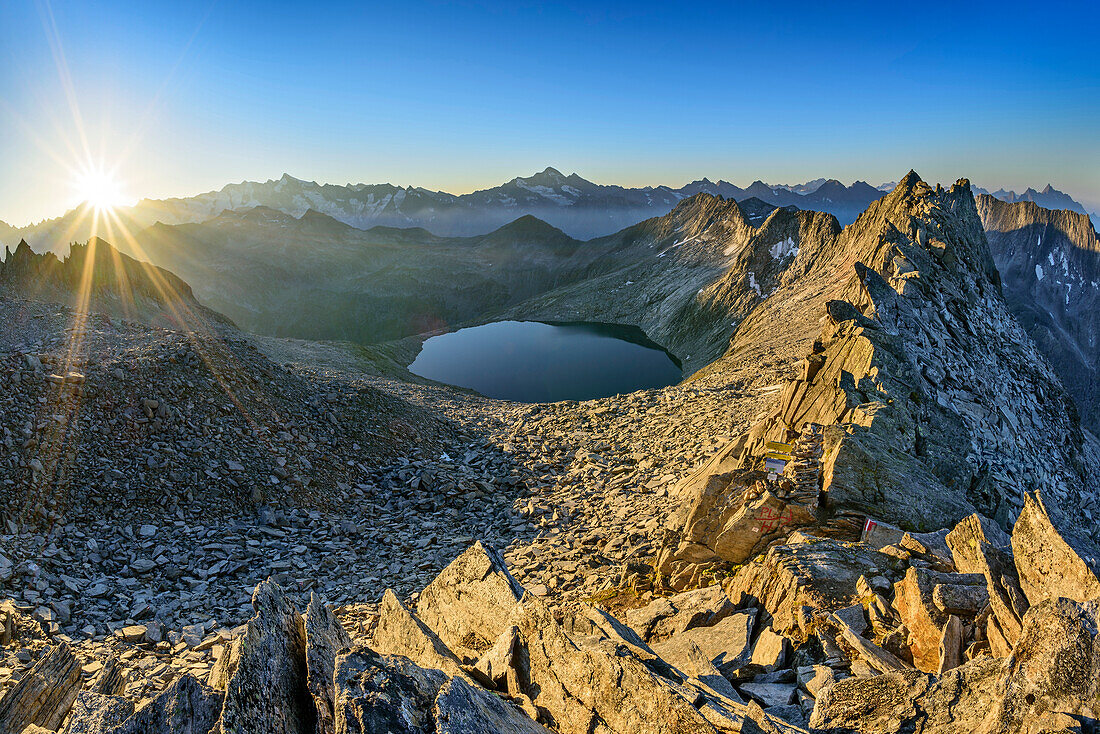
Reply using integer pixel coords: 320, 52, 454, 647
6, 492, 1100, 734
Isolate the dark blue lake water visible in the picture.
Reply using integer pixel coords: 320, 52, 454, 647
408, 321, 682, 402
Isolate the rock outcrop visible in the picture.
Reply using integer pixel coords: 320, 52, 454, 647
659, 173, 1097, 589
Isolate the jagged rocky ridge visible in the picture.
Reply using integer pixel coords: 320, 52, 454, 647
654, 173, 1096, 587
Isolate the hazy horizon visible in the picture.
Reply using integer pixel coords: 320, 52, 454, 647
2, 0, 1098, 225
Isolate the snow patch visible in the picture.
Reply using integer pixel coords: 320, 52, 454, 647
1035, 264, 1044, 281
747, 272, 762, 296
769, 236, 798, 260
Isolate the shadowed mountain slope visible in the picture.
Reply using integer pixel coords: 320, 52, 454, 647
976, 194, 1100, 430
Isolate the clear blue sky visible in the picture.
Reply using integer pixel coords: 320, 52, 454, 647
2, 0, 1098, 225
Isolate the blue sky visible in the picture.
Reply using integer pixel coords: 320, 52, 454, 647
2, 0, 1098, 225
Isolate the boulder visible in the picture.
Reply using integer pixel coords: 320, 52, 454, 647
0, 642, 82, 733
219, 581, 316, 734
649, 611, 756, 677
1011, 491, 1100, 606
305, 593, 353, 734
749, 627, 789, 672
58, 692, 134, 734
931, 582, 989, 616
656, 469, 816, 591
416, 542, 524, 664
945, 513, 1029, 649
893, 568, 982, 672
625, 584, 734, 643
433, 677, 549, 734
945, 514, 1011, 574
333, 648, 448, 734
726, 537, 900, 636
371, 589, 467, 680
509, 594, 746, 733
107, 675, 225, 734
739, 682, 796, 708
809, 670, 931, 733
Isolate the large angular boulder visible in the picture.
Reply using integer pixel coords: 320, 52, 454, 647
107, 675, 225, 734
892, 568, 983, 672
649, 611, 756, 677
333, 648, 448, 734
64, 692, 135, 734
625, 584, 735, 643
433, 677, 550, 734
219, 581, 317, 734
1012, 491, 1100, 605
371, 589, 467, 680
0, 642, 81, 733
305, 593, 353, 734
726, 536, 901, 636
416, 542, 524, 664
509, 595, 744, 733
656, 469, 816, 591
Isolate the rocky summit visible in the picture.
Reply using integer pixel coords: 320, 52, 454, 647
2, 172, 1100, 733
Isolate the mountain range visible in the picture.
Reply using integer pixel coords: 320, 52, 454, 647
5, 168, 1094, 247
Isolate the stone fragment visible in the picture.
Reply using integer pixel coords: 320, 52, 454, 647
936, 615, 963, 675
749, 627, 789, 672
649, 611, 756, 676
0, 642, 81, 733
931, 582, 989, 616
739, 682, 796, 708
945, 513, 1011, 574
415, 542, 523, 664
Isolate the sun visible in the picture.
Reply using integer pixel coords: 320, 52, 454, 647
73, 166, 129, 212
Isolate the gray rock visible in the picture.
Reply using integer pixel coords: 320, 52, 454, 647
219, 581, 316, 734
433, 676, 549, 734
305, 593, 353, 734
64, 692, 135, 734
110, 675, 225, 734
333, 648, 448, 734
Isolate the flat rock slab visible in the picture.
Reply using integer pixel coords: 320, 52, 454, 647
727, 537, 901, 635
625, 584, 734, 643
738, 682, 796, 708
650, 611, 756, 675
